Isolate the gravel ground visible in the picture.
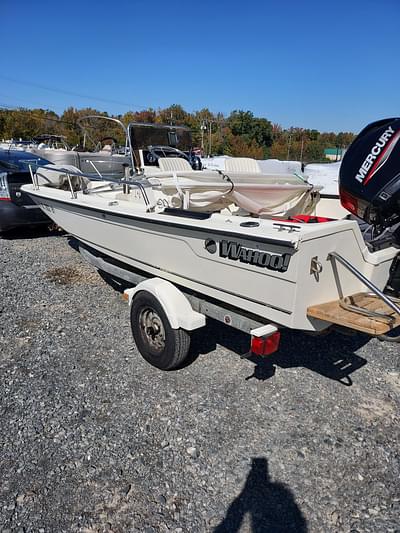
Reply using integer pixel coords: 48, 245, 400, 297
0, 227, 399, 533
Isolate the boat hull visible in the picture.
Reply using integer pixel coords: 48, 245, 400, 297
23, 185, 398, 332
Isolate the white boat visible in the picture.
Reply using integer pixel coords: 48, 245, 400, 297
28, 117, 132, 178
21, 119, 400, 370
0, 139, 35, 151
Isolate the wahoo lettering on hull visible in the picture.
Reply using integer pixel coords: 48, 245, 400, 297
205, 238, 291, 272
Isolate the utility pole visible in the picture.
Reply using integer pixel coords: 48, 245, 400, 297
200, 120, 207, 155
300, 132, 304, 163
286, 130, 292, 161
208, 120, 214, 157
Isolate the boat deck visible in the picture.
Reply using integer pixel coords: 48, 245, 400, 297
307, 292, 400, 335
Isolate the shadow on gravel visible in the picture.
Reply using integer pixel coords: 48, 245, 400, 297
214, 457, 307, 533
190, 318, 369, 385
0, 224, 64, 240
244, 330, 369, 386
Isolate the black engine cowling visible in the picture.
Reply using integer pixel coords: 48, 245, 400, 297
339, 118, 400, 229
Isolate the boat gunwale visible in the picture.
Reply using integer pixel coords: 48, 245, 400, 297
25, 187, 298, 249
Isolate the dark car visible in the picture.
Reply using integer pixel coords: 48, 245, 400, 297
0, 149, 51, 233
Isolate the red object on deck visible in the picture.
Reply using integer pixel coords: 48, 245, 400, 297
273, 214, 336, 223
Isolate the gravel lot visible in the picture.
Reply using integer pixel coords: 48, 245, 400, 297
0, 227, 399, 533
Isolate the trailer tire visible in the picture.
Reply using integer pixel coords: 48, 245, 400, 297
130, 291, 191, 370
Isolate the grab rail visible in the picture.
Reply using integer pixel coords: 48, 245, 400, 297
328, 251, 400, 317
30, 164, 152, 208
86, 159, 103, 178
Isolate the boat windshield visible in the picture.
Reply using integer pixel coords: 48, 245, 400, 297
128, 123, 192, 151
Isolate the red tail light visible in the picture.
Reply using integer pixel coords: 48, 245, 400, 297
251, 331, 281, 356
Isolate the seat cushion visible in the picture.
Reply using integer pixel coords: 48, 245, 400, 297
157, 157, 193, 172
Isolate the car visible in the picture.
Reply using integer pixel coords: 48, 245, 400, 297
0, 149, 51, 233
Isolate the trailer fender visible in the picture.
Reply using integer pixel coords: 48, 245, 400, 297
124, 278, 206, 331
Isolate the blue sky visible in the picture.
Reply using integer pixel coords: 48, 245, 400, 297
2, 0, 399, 133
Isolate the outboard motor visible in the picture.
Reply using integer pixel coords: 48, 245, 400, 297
339, 118, 400, 296
339, 118, 400, 231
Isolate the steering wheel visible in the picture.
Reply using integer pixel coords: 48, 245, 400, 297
147, 145, 190, 163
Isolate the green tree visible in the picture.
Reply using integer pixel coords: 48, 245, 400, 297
158, 104, 188, 125
227, 110, 272, 155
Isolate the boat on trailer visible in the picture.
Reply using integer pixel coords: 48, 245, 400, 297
22, 119, 400, 370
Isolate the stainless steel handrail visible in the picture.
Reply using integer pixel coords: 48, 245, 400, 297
32, 164, 151, 208
86, 160, 103, 178
328, 251, 400, 317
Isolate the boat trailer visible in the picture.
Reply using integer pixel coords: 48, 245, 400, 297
79, 243, 400, 371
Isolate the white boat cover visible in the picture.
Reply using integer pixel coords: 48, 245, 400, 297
148, 168, 320, 216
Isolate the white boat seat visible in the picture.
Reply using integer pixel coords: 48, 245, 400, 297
86, 180, 113, 190
157, 157, 193, 172
99, 145, 113, 154
224, 157, 261, 173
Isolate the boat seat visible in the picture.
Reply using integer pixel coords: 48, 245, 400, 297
224, 157, 261, 173
99, 145, 113, 154
86, 180, 113, 190
157, 157, 193, 172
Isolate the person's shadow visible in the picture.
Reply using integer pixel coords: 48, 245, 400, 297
214, 457, 307, 533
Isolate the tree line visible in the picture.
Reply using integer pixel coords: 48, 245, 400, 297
0, 105, 355, 163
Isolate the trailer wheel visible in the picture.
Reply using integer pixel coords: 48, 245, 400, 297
130, 291, 191, 370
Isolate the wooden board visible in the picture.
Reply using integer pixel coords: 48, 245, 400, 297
307, 292, 400, 335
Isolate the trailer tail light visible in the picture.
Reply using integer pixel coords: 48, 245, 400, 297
251, 331, 281, 356
0, 172, 11, 201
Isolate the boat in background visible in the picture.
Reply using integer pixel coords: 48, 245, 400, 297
128, 122, 201, 173
305, 161, 349, 218
25, 116, 132, 178
0, 139, 35, 151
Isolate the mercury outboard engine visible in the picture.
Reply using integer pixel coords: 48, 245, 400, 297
339, 118, 400, 295
339, 118, 400, 231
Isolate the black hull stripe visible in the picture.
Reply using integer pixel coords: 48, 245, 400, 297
320, 193, 339, 199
